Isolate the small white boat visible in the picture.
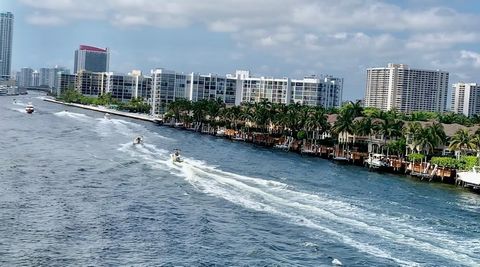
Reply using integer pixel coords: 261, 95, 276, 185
457, 166, 480, 189
104, 113, 111, 119
171, 149, 183, 163
25, 103, 34, 114
216, 129, 226, 136
133, 136, 144, 145
332, 156, 349, 162
364, 153, 389, 169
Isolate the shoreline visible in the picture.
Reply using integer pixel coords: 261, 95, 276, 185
42, 98, 479, 193
43, 98, 162, 123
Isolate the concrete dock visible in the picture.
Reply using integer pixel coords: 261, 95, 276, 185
43, 98, 163, 124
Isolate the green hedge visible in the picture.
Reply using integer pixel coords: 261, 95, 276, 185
458, 156, 479, 171
430, 157, 459, 168
408, 153, 425, 162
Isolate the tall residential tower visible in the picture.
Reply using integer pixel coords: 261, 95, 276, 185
74, 45, 109, 73
364, 63, 449, 113
451, 83, 480, 117
0, 12, 14, 80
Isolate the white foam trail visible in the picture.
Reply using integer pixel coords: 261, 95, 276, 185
10, 108, 25, 113
94, 117, 174, 140
117, 136, 480, 266
13, 101, 26, 106
54, 110, 92, 123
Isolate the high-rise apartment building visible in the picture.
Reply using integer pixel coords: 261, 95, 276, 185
291, 76, 343, 107
73, 68, 343, 115
75, 70, 108, 96
40, 66, 70, 88
0, 12, 13, 80
187, 73, 237, 105
17, 67, 33, 87
364, 63, 449, 113
451, 83, 480, 117
104, 71, 152, 103
32, 70, 39, 86
74, 45, 109, 73
229, 70, 343, 107
150, 69, 188, 115
55, 73, 76, 97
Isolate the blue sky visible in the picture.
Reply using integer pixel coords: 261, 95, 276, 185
3, 0, 480, 100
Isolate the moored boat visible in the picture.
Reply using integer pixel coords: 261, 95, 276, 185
456, 166, 480, 189
364, 153, 389, 170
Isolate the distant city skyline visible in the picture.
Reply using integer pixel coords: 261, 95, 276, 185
4, 1, 480, 100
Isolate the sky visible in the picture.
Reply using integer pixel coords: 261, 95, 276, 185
2, 0, 480, 100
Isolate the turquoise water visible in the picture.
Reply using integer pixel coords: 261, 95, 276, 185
1, 93, 480, 266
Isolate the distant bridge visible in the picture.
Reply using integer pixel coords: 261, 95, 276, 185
20, 86, 53, 93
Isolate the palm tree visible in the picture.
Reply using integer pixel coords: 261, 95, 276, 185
354, 117, 375, 152
333, 108, 355, 145
305, 106, 328, 143
223, 105, 242, 130
427, 122, 446, 149
192, 99, 208, 132
205, 98, 225, 134
343, 100, 363, 118
374, 119, 403, 155
415, 128, 435, 155
403, 122, 423, 155
449, 129, 476, 156
240, 102, 255, 133
252, 99, 271, 134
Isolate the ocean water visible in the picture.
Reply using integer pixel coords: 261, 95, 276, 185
1, 93, 480, 266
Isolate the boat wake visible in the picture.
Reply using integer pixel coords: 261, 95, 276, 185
54, 110, 173, 141
53, 108, 480, 266
117, 142, 480, 267
54, 110, 92, 123
10, 107, 26, 113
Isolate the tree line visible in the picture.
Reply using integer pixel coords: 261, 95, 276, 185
59, 89, 151, 114
166, 98, 480, 159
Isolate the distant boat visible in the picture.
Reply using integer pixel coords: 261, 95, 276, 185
25, 103, 34, 114
133, 136, 144, 145
104, 113, 111, 119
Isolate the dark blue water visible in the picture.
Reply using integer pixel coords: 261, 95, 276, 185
1, 93, 480, 266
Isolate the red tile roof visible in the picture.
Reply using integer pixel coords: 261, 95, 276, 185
79, 45, 107, 52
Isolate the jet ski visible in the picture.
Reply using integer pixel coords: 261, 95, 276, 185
133, 136, 144, 145
171, 149, 183, 163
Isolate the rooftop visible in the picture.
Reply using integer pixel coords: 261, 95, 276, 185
79, 45, 107, 53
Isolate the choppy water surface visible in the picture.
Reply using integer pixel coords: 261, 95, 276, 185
1, 93, 480, 266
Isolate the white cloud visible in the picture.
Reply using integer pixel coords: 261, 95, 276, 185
460, 50, 480, 68
406, 32, 480, 50
26, 13, 65, 26
17, 0, 480, 99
